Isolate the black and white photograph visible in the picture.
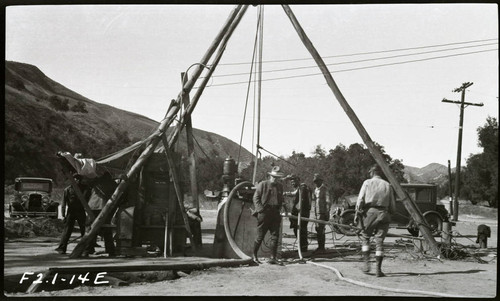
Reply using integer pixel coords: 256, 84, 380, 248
3, 2, 498, 297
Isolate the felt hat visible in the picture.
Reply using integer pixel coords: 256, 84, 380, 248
313, 173, 323, 183
267, 166, 285, 178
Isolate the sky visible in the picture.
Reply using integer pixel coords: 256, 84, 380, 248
5, 4, 499, 168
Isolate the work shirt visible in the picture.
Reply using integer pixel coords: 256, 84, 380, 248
356, 175, 396, 211
268, 184, 279, 206
285, 184, 311, 213
253, 180, 284, 213
62, 184, 90, 215
313, 184, 330, 215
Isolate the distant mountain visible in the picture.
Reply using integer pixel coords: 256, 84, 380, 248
403, 163, 453, 185
4, 61, 253, 185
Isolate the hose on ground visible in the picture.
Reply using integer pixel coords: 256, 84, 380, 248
308, 261, 482, 298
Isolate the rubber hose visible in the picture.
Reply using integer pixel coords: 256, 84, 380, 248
223, 181, 253, 260
308, 261, 479, 298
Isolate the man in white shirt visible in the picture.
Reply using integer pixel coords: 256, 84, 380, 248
355, 164, 396, 277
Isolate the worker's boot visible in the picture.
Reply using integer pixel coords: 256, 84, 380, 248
362, 251, 370, 274
252, 242, 262, 264
375, 256, 385, 277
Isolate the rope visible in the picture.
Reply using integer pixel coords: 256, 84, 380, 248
236, 11, 261, 167
308, 261, 478, 298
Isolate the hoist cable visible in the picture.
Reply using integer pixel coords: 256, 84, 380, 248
237, 11, 262, 167
252, 5, 264, 184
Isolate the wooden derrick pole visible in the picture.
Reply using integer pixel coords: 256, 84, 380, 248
166, 5, 249, 148
70, 5, 245, 258
281, 5, 441, 256
161, 137, 197, 252
180, 72, 199, 212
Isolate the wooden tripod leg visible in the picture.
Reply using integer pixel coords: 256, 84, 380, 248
162, 137, 197, 252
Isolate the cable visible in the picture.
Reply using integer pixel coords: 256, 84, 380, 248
237, 11, 261, 167
219, 38, 498, 65
211, 42, 497, 78
204, 48, 498, 87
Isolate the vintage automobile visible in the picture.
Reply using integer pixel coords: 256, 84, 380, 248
331, 183, 451, 236
9, 177, 59, 218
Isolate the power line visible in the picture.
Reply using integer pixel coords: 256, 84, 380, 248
210, 42, 497, 78
218, 38, 498, 66
204, 48, 497, 87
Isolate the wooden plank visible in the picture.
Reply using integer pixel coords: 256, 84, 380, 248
48, 258, 253, 274
281, 4, 440, 257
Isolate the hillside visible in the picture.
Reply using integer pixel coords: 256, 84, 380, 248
4, 61, 253, 185
403, 163, 452, 185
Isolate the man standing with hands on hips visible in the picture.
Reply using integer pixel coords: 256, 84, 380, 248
252, 166, 286, 265
355, 164, 396, 277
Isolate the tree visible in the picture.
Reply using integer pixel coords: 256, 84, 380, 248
71, 101, 88, 113
462, 117, 498, 207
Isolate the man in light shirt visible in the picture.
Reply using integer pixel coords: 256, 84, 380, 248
312, 174, 330, 253
355, 164, 396, 277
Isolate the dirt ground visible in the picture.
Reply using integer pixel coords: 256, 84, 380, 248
4, 209, 497, 297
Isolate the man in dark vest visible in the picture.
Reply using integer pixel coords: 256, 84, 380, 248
284, 174, 311, 253
55, 174, 90, 254
252, 166, 286, 265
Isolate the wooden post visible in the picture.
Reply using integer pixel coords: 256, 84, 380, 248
162, 138, 197, 252
180, 72, 200, 212
69, 5, 244, 258
442, 83, 483, 221
442, 221, 451, 245
282, 4, 441, 256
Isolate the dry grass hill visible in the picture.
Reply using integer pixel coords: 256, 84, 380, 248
4, 61, 253, 186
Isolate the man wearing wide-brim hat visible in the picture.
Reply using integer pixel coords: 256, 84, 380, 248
252, 166, 286, 265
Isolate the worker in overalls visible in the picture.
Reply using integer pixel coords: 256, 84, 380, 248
355, 164, 396, 277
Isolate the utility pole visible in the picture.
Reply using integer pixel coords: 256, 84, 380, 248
442, 82, 483, 221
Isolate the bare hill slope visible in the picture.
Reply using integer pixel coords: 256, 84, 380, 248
4, 61, 253, 185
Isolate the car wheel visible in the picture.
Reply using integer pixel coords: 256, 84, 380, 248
423, 212, 443, 236
338, 211, 358, 236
